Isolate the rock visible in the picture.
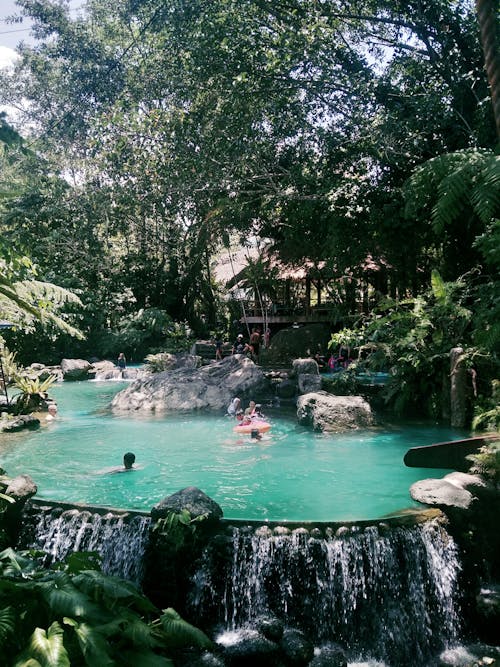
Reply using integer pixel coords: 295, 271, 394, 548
111, 354, 268, 413
410, 476, 476, 510
255, 616, 284, 643
309, 643, 348, 667
291, 358, 319, 377
445, 472, 496, 499
261, 323, 330, 367
0, 415, 40, 432
173, 649, 227, 667
61, 358, 92, 381
476, 585, 500, 645
151, 487, 223, 523
296, 391, 373, 432
438, 643, 500, 666
276, 379, 296, 399
217, 629, 280, 667
280, 628, 314, 665
5, 474, 37, 501
297, 373, 322, 394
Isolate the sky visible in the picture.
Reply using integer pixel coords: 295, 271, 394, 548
0, 0, 83, 66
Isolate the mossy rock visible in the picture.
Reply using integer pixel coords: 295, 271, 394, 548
261, 324, 330, 367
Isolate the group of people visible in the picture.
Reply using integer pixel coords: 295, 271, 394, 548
312, 345, 353, 372
214, 326, 271, 362
231, 327, 262, 360
227, 397, 265, 439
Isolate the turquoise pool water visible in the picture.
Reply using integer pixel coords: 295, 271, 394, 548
0, 381, 466, 521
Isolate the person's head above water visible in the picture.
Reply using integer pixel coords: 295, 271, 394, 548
123, 452, 136, 469
251, 429, 262, 441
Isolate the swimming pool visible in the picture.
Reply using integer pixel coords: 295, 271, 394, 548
0, 381, 466, 521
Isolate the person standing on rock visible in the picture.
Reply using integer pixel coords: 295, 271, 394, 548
249, 328, 261, 361
117, 352, 127, 376
232, 334, 246, 355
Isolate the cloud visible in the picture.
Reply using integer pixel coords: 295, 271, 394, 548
0, 45, 18, 69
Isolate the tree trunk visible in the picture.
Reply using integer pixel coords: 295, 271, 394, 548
450, 347, 467, 428
476, 0, 500, 139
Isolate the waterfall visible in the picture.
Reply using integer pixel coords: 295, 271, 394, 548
189, 519, 462, 667
21, 506, 151, 585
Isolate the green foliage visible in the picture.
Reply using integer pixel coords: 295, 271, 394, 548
328, 328, 363, 351
152, 510, 208, 550
157, 608, 212, 651
0, 348, 19, 382
144, 353, 175, 374
472, 380, 500, 431
11, 374, 57, 415
321, 365, 359, 396
330, 272, 478, 417
100, 309, 192, 360
0, 548, 206, 666
466, 443, 500, 482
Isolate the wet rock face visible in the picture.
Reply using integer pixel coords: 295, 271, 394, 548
111, 354, 269, 413
296, 391, 373, 432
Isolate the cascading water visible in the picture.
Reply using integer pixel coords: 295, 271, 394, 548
189, 519, 462, 667
20, 505, 151, 585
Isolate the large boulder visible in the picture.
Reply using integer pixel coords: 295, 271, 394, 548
296, 391, 373, 432
410, 472, 494, 511
298, 373, 322, 394
291, 358, 319, 376
111, 354, 268, 413
61, 358, 92, 381
261, 323, 330, 367
151, 486, 223, 523
5, 474, 37, 502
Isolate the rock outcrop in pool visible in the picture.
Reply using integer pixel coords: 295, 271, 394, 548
110, 354, 269, 413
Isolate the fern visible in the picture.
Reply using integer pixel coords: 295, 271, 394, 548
405, 149, 499, 233
0, 606, 16, 643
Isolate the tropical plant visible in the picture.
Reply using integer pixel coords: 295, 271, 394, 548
0, 257, 84, 341
0, 348, 19, 384
329, 271, 477, 418
472, 379, 500, 431
0, 547, 212, 666
11, 374, 57, 415
466, 442, 500, 482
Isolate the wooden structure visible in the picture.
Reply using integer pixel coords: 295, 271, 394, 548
213, 244, 390, 329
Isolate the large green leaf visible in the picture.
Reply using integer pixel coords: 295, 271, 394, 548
72, 570, 157, 613
35, 572, 106, 622
14, 622, 70, 667
63, 618, 114, 667
159, 608, 213, 650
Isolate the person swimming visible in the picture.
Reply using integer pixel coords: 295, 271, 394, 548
123, 452, 135, 470
101, 452, 138, 474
